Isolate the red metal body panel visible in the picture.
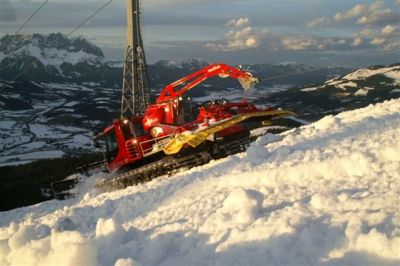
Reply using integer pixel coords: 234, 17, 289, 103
143, 101, 184, 132
100, 117, 153, 172
215, 124, 247, 138
196, 100, 273, 122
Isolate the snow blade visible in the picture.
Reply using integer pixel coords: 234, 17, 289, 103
51, 178, 79, 199
51, 160, 107, 199
163, 109, 296, 155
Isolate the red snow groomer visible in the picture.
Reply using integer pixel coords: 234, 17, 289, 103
88, 63, 294, 191
50, 0, 297, 198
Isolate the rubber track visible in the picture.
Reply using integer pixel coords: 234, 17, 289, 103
96, 136, 251, 192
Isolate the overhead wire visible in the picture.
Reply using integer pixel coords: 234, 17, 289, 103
257, 69, 320, 82
15, 0, 50, 35
67, 0, 114, 37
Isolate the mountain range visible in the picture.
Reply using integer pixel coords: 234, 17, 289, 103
0, 33, 350, 87
268, 63, 400, 120
0, 33, 399, 166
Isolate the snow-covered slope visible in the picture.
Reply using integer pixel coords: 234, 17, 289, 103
301, 65, 400, 96
1, 99, 400, 266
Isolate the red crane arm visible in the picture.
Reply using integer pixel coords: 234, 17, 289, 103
156, 63, 258, 104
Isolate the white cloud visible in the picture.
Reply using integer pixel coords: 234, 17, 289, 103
226, 17, 251, 28
370, 37, 386, 45
396, 0, 400, 6
278, 34, 360, 51
383, 42, 400, 51
381, 24, 398, 35
348, 1, 399, 51
207, 27, 261, 51
207, 18, 265, 52
360, 28, 376, 37
334, 4, 367, 21
281, 36, 321, 50
333, 1, 398, 26
352, 37, 363, 47
357, 8, 399, 25
307, 17, 330, 28
368, 1, 384, 12
355, 24, 398, 51
209, 21, 369, 53
279, 35, 351, 51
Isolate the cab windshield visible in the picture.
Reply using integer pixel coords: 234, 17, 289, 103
121, 122, 147, 139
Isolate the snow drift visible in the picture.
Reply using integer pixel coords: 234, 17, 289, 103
1, 99, 400, 266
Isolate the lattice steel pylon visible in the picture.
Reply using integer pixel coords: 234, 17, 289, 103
120, 0, 150, 119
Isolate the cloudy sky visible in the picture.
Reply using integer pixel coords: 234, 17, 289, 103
0, 0, 399, 67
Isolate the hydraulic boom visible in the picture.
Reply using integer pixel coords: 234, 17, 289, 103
157, 63, 258, 103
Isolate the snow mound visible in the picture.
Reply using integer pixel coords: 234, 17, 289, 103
3, 226, 96, 266
219, 188, 262, 226
1, 99, 400, 266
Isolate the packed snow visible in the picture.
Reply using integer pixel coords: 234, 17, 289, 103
335, 82, 357, 90
301, 86, 318, 92
354, 87, 374, 97
0, 99, 400, 266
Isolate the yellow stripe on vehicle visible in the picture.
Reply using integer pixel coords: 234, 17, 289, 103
163, 110, 295, 155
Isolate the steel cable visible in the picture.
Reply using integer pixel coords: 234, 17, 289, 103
67, 0, 114, 37
15, 0, 49, 34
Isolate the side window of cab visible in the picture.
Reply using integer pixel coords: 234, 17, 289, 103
105, 130, 119, 161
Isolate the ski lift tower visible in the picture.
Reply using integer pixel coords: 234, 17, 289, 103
120, 0, 150, 119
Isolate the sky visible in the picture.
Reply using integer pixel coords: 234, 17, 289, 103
0, 0, 399, 67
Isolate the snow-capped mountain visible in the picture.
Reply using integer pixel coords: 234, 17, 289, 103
0, 33, 101, 54
268, 64, 400, 120
153, 58, 209, 70
0, 33, 120, 82
0, 33, 103, 66
301, 64, 400, 96
0, 33, 350, 86
1, 98, 399, 266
